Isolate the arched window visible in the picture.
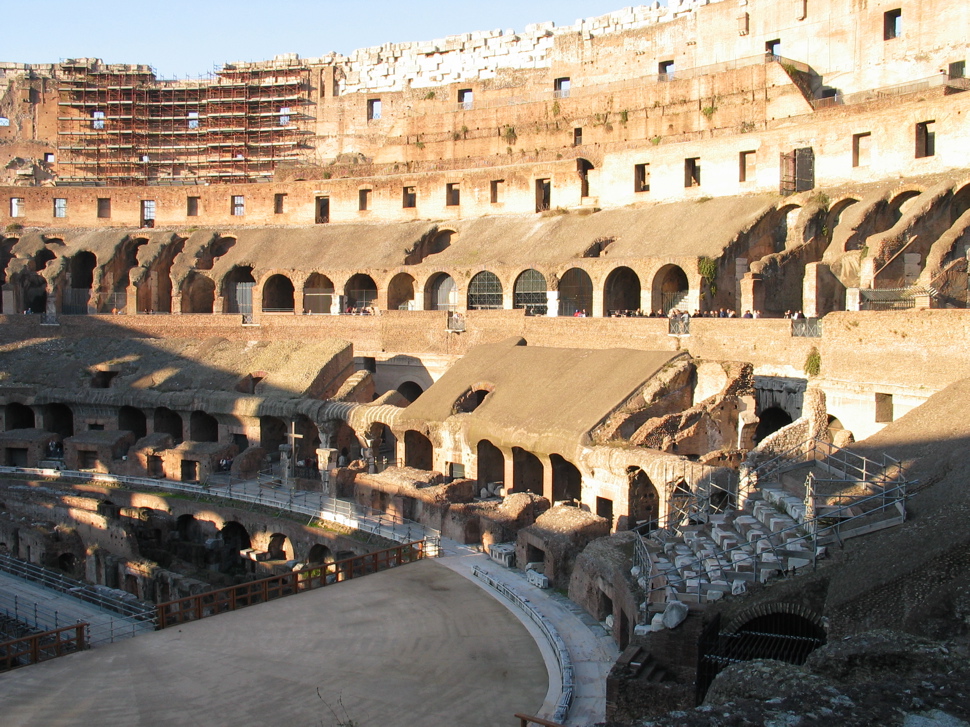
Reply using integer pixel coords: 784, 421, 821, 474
223, 266, 255, 315
387, 273, 417, 311
653, 265, 689, 314
426, 273, 457, 311
558, 268, 593, 316
303, 273, 334, 314
261, 274, 295, 312
344, 274, 378, 309
604, 266, 641, 315
513, 269, 547, 316
467, 271, 502, 310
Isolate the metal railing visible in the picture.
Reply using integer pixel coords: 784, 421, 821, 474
0, 552, 155, 622
668, 317, 690, 335
0, 589, 150, 647
0, 466, 442, 555
812, 73, 970, 109
473, 566, 573, 725
0, 623, 86, 672
158, 541, 427, 628
791, 317, 822, 337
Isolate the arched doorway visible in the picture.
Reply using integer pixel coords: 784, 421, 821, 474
604, 267, 641, 315
154, 407, 183, 443
219, 521, 252, 573
267, 533, 292, 561
477, 440, 504, 486
63, 251, 97, 314
101, 237, 148, 313
512, 447, 543, 494
344, 274, 378, 310
628, 467, 659, 532
754, 407, 794, 443
44, 403, 74, 438
261, 274, 295, 312
397, 381, 424, 403
698, 609, 826, 702
303, 273, 334, 314
223, 266, 255, 315
260, 415, 286, 457
306, 543, 333, 564
558, 268, 593, 316
404, 430, 433, 470
190, 410, 219, 442
5, 402, 35, 430
118, 406, 146, 439
467, 271, 503, 310
653, 264, 690, 314
425, 273, 457, 311
387, 273, 417, 311
181, 272, 215, 314
551, 454, 582, 502
513, 269, 548, 316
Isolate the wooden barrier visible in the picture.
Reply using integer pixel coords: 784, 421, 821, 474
0, 624, 87, 672
157, 541, 426, 629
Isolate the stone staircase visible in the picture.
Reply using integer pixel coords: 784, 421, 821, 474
639, 439, 911, 611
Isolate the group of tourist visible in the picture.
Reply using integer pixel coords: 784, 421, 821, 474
342, 305, 378, 316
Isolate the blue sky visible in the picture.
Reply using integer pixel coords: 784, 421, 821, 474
5, 1, 660, 79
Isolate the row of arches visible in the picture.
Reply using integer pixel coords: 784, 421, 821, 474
179, 264, 692, 316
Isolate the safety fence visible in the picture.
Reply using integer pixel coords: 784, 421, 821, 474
157, 541, 427, 629
472, 565, 573, 725
0, 624, 86, 673
0, 466, 441, 556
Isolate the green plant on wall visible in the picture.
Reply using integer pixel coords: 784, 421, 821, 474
502, 125, 517, 145
804, 346, 821, 376
699, 256, 718, 296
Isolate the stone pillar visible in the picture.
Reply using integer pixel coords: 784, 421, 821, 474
545, 290, 559, 317
739, 273, 764, 315
330, 294, 344, 316
317, 447, 337, 497
2, 283, 16, 314
845, 288, 861, 311
125, 284, 138, 315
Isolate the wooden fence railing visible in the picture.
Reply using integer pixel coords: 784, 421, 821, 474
0, 623, 87, 672
157, 541, 427, 629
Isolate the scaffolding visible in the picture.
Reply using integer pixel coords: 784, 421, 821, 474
55, 60, 314, 186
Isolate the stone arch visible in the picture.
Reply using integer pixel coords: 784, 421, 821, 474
43, 403, 74, 438
344, 273, 378, 309
303, 273, 334, 314
628, 466, 659, 532
467, 271, 503, 310
260, 415, 286, 455
511, 447, 543, 495
405, 228, 454, 265
513, 269, 548, 315
754, 406, 794, 443
190, 410, 219, 443
604, 266, 641, 315
403, 430, 433, 470
551, 454, 582, 502
118, 406, 146, 439
5, 402, 35, 430
219, 521, 252, 572
653, 264, 690, 314
22, 245, 54, 313
397, 381, 424, 403
306, 543, 333, 564
477, 440, 504, 486
100, 236, 148, 313
194, 235, 237, 271
558, 267, 593, 316
387, 272, 417, 311
294, 414, 320, 461
222, 266, 255, 315
452, 382, 494, 414
425, 272, 457, 311
723, 602, 827, 636
154, 407, 183, 443
62, 251, 97, 314
261, 274, 295, 312
56, 552, 81, 577
180, 272, 215, 314
135, 237, 185, 314
267, 533, 293, 561
949, 183, 970, 225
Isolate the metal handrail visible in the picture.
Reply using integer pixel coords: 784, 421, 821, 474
473, 566, 573, 725
0, 466, 442, 555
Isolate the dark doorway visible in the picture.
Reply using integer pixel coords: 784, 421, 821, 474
404, 430, 433, 470
754, 407, 794, 443
118, 406, 146, 439
512, 447, 543, 494
154, 407, 183, 443
551, 454, 582, 502
604, 267, 641, 314
5, 402, 35, 430
477, 440, 504, 487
